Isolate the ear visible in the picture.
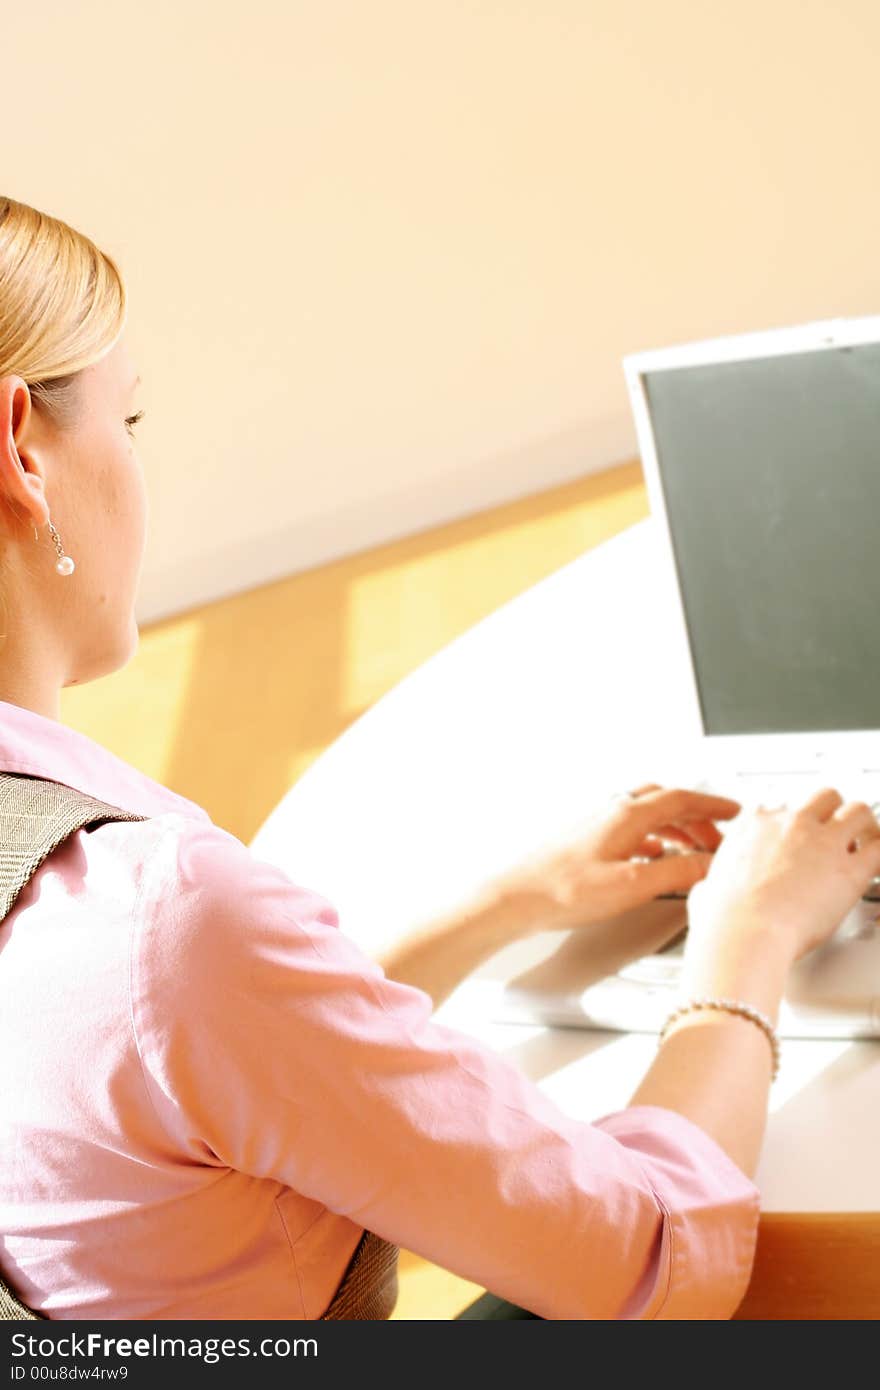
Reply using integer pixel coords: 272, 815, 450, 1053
0, 378, 49, 536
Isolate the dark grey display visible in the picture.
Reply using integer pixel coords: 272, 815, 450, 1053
643, 344, 880, 735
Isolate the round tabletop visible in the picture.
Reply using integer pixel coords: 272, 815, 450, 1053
250, 517, 880, 1318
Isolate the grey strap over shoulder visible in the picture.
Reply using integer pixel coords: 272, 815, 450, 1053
0, 771, 398, 1321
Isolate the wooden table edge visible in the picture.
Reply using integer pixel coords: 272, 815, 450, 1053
733, 1210, 880, 1319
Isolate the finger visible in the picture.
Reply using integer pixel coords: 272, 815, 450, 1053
663, 817, 724, 851
648, 821, 728, 851
650, 824, 701, 850
607, 787, 741, 855
633, 787, 742, 823
862, 837, 880, 878
626, 783, 665, 798
794, 787, 845, 822
633, 836, 667, 858
832, 802, 880, 851
845, 835, 880, 898
619, 849, 714, 899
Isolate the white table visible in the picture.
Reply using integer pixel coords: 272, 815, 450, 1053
250, 518, 880, 1318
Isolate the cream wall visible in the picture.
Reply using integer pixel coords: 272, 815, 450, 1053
4, 1, 879, 624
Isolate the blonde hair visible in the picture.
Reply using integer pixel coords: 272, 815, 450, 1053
0, 195, 127, 433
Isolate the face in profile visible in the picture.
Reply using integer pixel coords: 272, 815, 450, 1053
0, 332, 149, 697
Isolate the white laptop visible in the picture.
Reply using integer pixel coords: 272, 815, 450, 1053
480, 315, 880, 1039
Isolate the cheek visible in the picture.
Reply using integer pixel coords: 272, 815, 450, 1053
111, 446, 147, 521
135, 460, 149, 537
96, 449, 148, 571
130, 460, 150, 571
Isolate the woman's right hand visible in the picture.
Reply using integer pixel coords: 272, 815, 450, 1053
687, 788, 880, 964
630, 787, 880, 1179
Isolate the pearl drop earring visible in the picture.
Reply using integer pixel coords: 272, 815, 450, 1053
33, 519, 75, 576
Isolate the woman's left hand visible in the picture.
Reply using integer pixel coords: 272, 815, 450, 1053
497, 782, 743, 930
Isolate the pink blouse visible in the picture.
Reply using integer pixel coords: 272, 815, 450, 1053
0, 699, 760, 1320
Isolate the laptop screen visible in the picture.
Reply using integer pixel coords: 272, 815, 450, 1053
642, 343, 880, 736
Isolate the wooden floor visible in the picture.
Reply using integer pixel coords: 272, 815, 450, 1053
60, 457, 649, 1319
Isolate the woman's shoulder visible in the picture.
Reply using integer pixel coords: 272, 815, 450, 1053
142, 810, 339, 919
131, 809, 344, 989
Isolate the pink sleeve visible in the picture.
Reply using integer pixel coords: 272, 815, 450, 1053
131, 818, 760, 1321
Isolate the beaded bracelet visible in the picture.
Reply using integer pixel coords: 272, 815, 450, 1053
658, 997, 781, 1082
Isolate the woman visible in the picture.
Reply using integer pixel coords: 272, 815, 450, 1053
1, 195, 878, 1321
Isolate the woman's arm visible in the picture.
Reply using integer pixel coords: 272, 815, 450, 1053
378, 876, 790, 1175
377, 786, 740, 1008
631, 789, 880, 1176
379, 882, 790, 1175
374, 881, 538, 1011
380, 787, 880, 1183
626, 919, 790, 1177
132, 788, 877, 1320
141, 814, 760, 1319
